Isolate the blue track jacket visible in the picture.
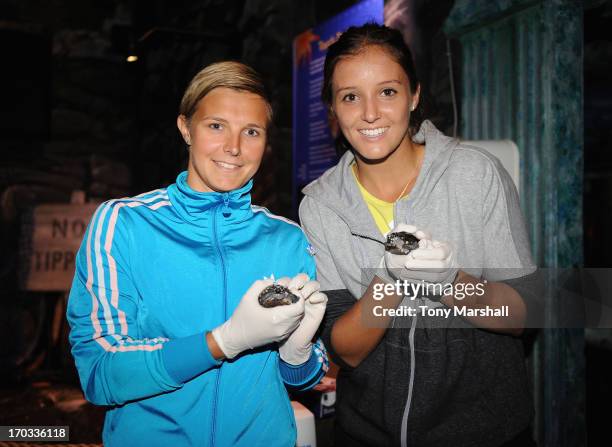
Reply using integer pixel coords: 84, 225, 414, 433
67, 172, 327, 447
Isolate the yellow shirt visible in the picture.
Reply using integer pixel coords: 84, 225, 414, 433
351, 164, 397, 236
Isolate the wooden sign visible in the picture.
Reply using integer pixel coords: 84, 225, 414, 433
21, 203, 99, 291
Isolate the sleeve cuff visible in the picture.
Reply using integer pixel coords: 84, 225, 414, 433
279, 341, 328, 391
162, 332, 221, 384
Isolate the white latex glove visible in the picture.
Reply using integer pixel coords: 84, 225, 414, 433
381, 223, 431, 282
211, 279, 305, 359
277, 274, 328, 365
387, 237, 458, 285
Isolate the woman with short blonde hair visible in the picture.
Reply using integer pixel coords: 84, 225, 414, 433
68, 60, 328, 447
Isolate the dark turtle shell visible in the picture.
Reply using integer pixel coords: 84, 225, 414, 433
384, 231, 420, 255
258, 284, 300, 308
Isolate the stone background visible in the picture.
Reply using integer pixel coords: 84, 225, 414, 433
0, 0, 456, 218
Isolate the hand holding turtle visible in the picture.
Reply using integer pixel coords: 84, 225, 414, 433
378, 223, 430, 283
400, 238, 458, 285
382, 224, 458, 286
276, 274, 328, 365
211, 279, 305, 359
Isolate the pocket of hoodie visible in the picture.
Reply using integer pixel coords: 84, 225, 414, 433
379, 329, 415, 435
338, 332, 411, 434
408, 329, 502, 442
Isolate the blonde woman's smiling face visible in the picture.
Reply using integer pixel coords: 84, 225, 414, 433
177, 87, 268, 193
331, 45, 419, 162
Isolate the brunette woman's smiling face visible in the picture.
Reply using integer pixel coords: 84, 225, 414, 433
331, 45, 419, 162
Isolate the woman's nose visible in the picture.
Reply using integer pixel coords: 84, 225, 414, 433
224, 132, 241, 156
361, 98, 380, 123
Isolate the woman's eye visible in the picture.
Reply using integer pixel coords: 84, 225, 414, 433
209, 122, 223, 130
245, 128, 260, 137
342, 93, 357, 102
381, 88, 397, 97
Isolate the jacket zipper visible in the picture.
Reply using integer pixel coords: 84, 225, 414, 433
210, 198, 229, 447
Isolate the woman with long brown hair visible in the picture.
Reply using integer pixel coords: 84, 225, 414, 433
300, 23, 540, 446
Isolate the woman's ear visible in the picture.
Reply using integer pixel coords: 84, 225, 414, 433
176, 115, 192, 146
328, 102, 337, 118
410, 85, 421, 112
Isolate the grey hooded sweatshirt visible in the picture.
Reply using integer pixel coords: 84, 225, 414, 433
299, 121, 541, 446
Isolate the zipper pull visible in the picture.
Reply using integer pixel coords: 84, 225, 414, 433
222, 193, 231, 217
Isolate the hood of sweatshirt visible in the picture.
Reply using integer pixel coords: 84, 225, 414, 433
301, 120, 460, 240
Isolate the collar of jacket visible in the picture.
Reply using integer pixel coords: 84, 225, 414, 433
167, 171, 253, 225
301, 120, 458, 240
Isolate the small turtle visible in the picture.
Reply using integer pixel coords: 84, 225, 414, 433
258, 284, 300, 308
384, 231, 420, 255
